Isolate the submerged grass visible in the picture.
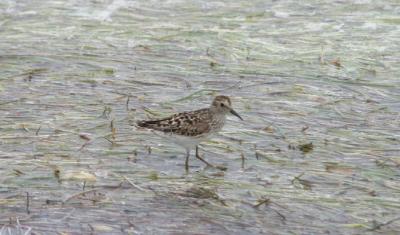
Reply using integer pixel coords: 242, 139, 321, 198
1, 0, 400, 234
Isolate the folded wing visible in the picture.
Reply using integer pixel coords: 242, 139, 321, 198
137, 109, 211, 137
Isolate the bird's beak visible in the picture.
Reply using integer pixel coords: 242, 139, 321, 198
230, 109, 243, 120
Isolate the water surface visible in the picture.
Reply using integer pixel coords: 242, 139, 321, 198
0, 0, 399, 234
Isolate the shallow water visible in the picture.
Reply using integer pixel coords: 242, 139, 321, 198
1, 0, 399, 234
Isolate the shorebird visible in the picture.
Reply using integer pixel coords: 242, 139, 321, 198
137, 95, 243, 171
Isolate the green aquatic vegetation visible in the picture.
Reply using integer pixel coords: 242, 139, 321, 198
298, 142, 314, 154
0, 0, 399, 234
147, 172, 159, 181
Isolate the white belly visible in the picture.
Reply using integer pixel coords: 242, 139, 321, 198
167, 132, 212, 150
150, 129, 213, 150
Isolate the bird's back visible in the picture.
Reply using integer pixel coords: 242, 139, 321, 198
137, 108, 217, 137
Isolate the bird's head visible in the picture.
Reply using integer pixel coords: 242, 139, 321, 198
211, 95, 243, 120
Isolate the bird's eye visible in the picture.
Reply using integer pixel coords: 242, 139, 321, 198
220, 103, 224, 107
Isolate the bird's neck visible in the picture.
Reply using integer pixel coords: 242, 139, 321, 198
210, 110, 227, 128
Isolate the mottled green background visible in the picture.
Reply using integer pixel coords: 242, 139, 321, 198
0, 0, 399, 234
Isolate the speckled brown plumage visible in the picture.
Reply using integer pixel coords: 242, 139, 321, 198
136, 95, 243, 171
137, 108, 214, 137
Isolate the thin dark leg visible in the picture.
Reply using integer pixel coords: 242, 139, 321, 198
195, 146, 227, 171
185, 149, 190, 172
195, 146, 215, 168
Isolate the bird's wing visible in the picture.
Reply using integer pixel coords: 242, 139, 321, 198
137, 109, 211, 137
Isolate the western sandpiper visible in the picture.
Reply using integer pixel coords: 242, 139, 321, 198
137, 95, 242, 171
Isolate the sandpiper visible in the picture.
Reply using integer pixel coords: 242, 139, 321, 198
137, 95, 243, 171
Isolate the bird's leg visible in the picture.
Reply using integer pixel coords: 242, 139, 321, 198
195, 146, 215, 168
195, 146, 228, 171
185, 149, 190, 172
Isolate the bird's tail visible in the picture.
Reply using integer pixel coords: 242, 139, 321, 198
136, 120, 159, 128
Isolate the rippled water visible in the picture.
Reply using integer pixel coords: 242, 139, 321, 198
1, 0, 399, 234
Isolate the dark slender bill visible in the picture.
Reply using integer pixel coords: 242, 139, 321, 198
230, 109, 243, 120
